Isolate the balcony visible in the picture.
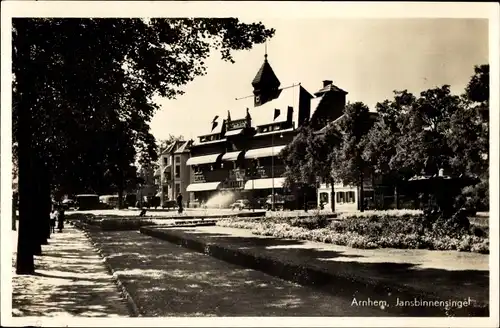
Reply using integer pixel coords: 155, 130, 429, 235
229, 168, 246, 181
255, 165, 286, 179
193, 172, 207, 183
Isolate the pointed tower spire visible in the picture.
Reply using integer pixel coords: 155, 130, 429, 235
264, 41, 268, 61
252, 43, 281, 106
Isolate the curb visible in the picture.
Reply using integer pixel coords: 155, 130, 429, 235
76, 225, 141, 317
140, 226, 489, 317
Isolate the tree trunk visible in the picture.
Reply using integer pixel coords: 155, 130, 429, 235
118, 169, 124, 209
43, 168, 52, 241
12, 194, 17, 231
16, 136, 36, 274
329, 178, 335, 212
37, 161, 49, 246
359, 174, 365, 212
394, 184, 400, 210
15, 20, 37, 273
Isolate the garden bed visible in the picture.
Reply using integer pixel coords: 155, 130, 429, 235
216, 212, 489, 254
67, 213, 157, 231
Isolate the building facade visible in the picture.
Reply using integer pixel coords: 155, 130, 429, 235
155, 140, 192, 207
185, 54, 350, 209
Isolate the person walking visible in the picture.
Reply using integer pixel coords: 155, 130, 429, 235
176, 193, 183, 214
50, 209, 57, 233
57, 205, 65, 233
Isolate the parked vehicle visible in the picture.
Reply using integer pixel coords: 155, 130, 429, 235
99, 195, 120, 209
141, 196, 161, 209
75, 194, 101, 210
230, 199, 250, 211
162, 200, 177, 210
266, 194, 296, 211
61, 199, 76, 210
124, 194, 137, 208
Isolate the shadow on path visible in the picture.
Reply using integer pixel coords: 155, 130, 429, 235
88, 230, 389, 317
12, 227, 130, 317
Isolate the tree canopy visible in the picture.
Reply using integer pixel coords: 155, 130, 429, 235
282, 64, 489, 213
13, 17, 275, 274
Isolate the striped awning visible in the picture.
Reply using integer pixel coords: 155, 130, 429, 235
186, 181, 222, 192
186, 153, 222, 166
222, 151, 242, 162
244, 145, 286, 159
244, 177, 286, 190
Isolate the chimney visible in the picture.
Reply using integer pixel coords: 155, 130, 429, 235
322, 80, 333, 87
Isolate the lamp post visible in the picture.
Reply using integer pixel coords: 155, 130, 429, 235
271, 130, 275, 211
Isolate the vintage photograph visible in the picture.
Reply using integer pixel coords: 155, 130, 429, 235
1, 1, 498, 327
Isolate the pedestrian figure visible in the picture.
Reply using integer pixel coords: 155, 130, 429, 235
139, 208, 147, 217
177, 193, 183, 214
50, 209, 57, 233
57, 206, 65, 232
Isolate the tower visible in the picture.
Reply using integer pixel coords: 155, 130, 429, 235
251, 45, 281, 107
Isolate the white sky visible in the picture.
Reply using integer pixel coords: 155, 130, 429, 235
150, 18, 488, 141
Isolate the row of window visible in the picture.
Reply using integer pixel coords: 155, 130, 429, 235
163, 156, 181, 165
319, 191, 356, 204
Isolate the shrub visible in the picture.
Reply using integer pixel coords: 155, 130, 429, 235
471, 239, 489, 254
289, 215, 330, 230
215, 213, 488, 253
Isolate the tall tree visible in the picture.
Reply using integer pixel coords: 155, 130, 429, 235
363, 90, 416, 208
13, 18, 274, 274
334, 102, 372, 212
449, 64, 489, 211
281, 125, 317, 210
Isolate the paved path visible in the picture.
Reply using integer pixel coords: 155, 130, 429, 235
11, 226, 130, 318
88, 230, 390, 316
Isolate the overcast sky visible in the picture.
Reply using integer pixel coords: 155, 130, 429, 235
150, 18, 488, 141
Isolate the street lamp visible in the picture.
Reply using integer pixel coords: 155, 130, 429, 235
271, 128, 275, 211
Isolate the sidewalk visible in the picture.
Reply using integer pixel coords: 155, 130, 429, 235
141, 225, 490, 316
11, 224, 131, 318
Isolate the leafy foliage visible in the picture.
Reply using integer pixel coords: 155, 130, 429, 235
12, 17, 275, 273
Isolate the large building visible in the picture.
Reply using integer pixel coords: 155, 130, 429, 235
155, 140, 192, 207
185, 53, 349, 209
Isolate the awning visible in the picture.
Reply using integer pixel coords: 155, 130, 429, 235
186, 181, 222, 192
244, 177, 286, 190
222, 151, 242, 162
225, 129, 244, 137
244, 145, 286, 159
163, 165, 171, 173
186, 153, 222, 166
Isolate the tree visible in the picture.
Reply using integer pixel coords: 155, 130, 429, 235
281, 125, 317, 210
449, 64, 489, 211
13, 18, 275, 274
334, 102, 372, 212
363, 90, 417, 209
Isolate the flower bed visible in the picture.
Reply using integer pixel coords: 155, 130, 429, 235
217, 213, 489, 254
67, 213, 156, 231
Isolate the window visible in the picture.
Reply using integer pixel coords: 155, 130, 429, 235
175, 183, 181, 195
336, 192, 345, 204
320, 192, 329, 204
175, 165, 181, 178
163, 157, 169, 165
347, 191, 356, 203
175, 156, 180, 163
